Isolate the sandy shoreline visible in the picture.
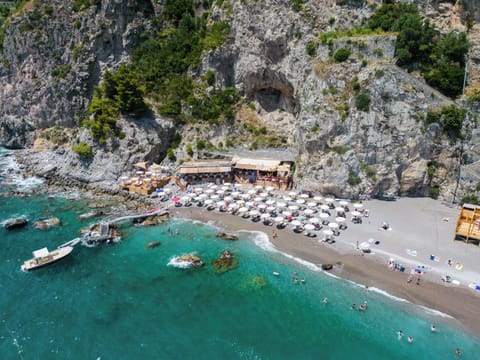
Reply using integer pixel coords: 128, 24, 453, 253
171, 199, 480, 336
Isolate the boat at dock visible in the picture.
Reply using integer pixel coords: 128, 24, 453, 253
21, 246, 74, 271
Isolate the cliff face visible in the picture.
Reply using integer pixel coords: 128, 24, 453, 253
1, 0, 480, 200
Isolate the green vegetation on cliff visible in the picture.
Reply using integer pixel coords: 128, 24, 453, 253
368, 3, 468, 98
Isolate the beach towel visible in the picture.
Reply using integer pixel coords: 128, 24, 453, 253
406, 249, 417, 257
429, 255, 440, 262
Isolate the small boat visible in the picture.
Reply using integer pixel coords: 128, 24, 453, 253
146, 241, 161, 248
3, 217, 28, 230
21, 246, 74, 271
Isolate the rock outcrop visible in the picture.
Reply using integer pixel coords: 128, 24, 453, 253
0, 0, 479, 201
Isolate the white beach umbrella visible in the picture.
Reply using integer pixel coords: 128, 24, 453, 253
246, 201, 255, 208
313, 196, 323, 202
216, 189, 225, 195
304, 209, 315, 215
248, 189, 256, 195
274, 216, 285, 223
304, 224, 315, 230
282, 211, 292, 217
254, 196, 263, 202
291, 220, 302, 227
266, 199, 276, 205
210, 184, 218, 189
223, 196, 233, 202
283, 196, 293, 202
289, 191, 298, 198
187, 193, 197, 198
120, 176, 129, 181
205, 189, 214, 194
241, 193, 251, 199
255, 185, 263, 190
260, 213, 271, 219
335, 207, 345, 213
277, 202, 287, 208
336, 217, 346, 223
339, 200, 349, 206
266, 186, 275, 192
267, 206, 276, 212
351, 211, 362, 217
323, 229, 334, 236
223, 182, 232, 186
296, 199, 306, 204
328, 222, 339, 229
307, 201, 317, 208
193, 197, 202, 202
309, 217, 320, 224
300, 193, 309, 199
359, 242, 371, 250
221, 185, 229, 190
199, 194, 208, 199
325, 197, 335, 204
181, 196, 190, 202
194, 187, 204, 193
320, 204, 330, 211
204, 199, 214, 205
231, 191, 241, 197
164, 188, 171, 193
259, 192, 269, 198
210, 194, 219, 200
249, 210, 259, 217
288, 205, 299, 211
236, 199, 245, 205
319, 213, 329, 219
238, 207, 249, 213
257, 204, 267, 210
228, 203, 238, 209
353, 203, 364, 209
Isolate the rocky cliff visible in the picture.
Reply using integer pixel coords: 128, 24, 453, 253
1, 0, 479, 200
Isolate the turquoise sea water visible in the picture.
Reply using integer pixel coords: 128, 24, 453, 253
1, 148, 479, 359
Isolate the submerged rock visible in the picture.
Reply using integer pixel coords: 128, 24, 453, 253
213, 250, 238, 274
146, 241, 161, 249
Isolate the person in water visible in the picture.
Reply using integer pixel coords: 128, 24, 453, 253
455, 348, 461, 357
397, 330, 403, 340
430, 325, 437, 332
322, 297, 328, 304
407, 336, 414, 343
352, 303, 357, 309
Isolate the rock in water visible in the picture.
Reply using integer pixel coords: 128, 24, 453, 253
146, 241, 161, 249
213, 250, 238, 274
3, 217, 28, 230
216, 232, 239, 241
168, 254, 204, 268
34, 217, 61, 229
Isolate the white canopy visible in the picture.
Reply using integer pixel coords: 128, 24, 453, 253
339, 200, 349, 206
351, 211, 362, 217
238, 207, 249, 213
276, 202, 287, 208
210, 194, 219, 200
335, 207, 344, 212
309, 217, 320, 224
320, 205, 330, 210
307, 201, 317, 208
313, 196, 323, 201
204, 199, 213, 205
296, 199, 306, 204
288, 205, 299, 211
236, 200, 245, 205
257, 204, 267, 209
266, 199, 276, 205
319, 213, 330, 219
323, 229, 333, 236
291, 220, 302, 226
328, 222, 339, 229
300, 193, 309, 199
267, 206, 277, 212
304, 224, 315, 230
325, 197, 335, 203
353, 203, 364, 209
249, 210, 259, 216
304, 209, 315, 215
335, 217, 346, 223
254, 197, 263, 202
260, 213, 271, 219
274, 216, 285, 223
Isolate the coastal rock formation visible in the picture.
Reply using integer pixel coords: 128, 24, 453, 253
0, 1, 479, 201
168, 254, 205, 269
3, 217, 28, 230
213, 250, 238, 274
216, 232, 239, 241
34, 217, 61, 229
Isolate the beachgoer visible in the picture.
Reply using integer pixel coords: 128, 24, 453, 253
430, 325, 437, 332
322, 297, 328, 304
364, 285, 369, 293
363, 301, 368, 309
416, 277, 421, 286
301, 278, 305, 284
272, 230, 278, 239
359, 304, 366, 311
455, 348, 461, 357
352, 303, 357, 309
397, 330, 403, 340
407, 275, 413, 284
407, 336, 414, 343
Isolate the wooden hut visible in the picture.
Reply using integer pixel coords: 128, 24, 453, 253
232, 157, 293, 190
177, 160, 232, 185
454, 203, 480, 246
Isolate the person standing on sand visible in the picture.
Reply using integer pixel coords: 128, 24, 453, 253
272, 229, 278, 239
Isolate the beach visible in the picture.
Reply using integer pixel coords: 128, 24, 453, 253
172, 196, 480, 335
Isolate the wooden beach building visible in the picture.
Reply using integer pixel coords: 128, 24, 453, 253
177, 160, 233, 185
119, 162, 171, 195
232, 157, 293, 190
454, 203, 480, 246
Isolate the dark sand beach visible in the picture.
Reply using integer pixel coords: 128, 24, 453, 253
173, 202, 480, 335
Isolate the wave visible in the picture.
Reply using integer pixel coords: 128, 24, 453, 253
0, 151, 44, 191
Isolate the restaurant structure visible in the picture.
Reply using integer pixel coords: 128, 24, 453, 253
454, 203, 480, 246
119, 162, 171, 195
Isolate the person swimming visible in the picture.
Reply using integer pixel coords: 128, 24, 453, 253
352, 303, 357, 309
407, 336, 414, 343
322, 297, 328, 304
397, 330, 403, 340
430, 325, 437, 332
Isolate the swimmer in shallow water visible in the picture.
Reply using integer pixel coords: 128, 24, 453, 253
322, 297, 328, 304
397, 330, 403, 340
430, 325, 437, 332
407, 336, 414, 343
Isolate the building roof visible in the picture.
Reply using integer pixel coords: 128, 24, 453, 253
232, 158, 281, 171
178, 160, 232, 174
